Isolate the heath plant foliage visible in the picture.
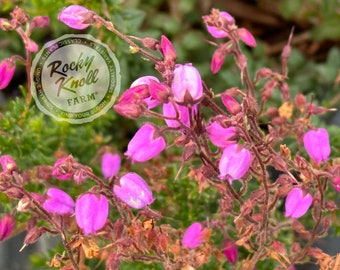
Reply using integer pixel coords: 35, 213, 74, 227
0, 3, 340, 270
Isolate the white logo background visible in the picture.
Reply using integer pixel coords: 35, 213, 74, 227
31, 34, 121, 124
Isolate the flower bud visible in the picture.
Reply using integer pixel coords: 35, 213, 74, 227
161, 35, 176, 62
211, 44, 228, 74
149, 80, 171, 103
75, 193, 109, 235
25, 39, 38, 53
52, 156, 75, 180
285, 187, 312, 219
0, 155, 17, 173
303, 128, 330, 165
294, 93, 306, 112
331, 177, 340, 192
141, 37, 159, 50
58, 5, 94, 30
221, 94, 241, 115
43, 188, 75, 215
113, 102, 143, 119
0, 18, 14, 31
0, 214, 15, 241
182, 222, 209, 249
17, 193, 44, 212
222, 238, 238, 265
73, 170, 87, 185
23, 226, 45, 247
30, 16, 50, 28
124, 123, 166, 163
101, 152, 121, 179
219, 143, 251, 183
0, 58, 15, 90
3, 187, 24, 199
119, 84, 149, 104
237, 28, 256, 47
113, 172, 155, 209
171, 63, 203, 104
206, 121, 237, 148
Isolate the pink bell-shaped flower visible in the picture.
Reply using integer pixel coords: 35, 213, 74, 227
75, 193, 109, 235
0, 214, 15, 241
222, 238, 238, 265
303, 128, 330, 165
219, 143, 251, 183
284, 187, 312, 219
113, 172, 155, 209
206, 121, 236, 148
43, 188, 75, 215
182, 222, 209, 249
124, 123, 166, 163
58, 5, 94, 30
101, 153, 121, 179
171, 63, 203, 104
0, 58, 15, 90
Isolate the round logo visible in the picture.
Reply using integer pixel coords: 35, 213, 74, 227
31, 34, 121, 124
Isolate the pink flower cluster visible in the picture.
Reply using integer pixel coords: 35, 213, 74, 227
43, 152, 156, 235
0, 4, 333, 269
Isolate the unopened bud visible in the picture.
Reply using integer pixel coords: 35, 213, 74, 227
113, 102, 143, 119
142, 37, 159, 50
294, 93, 306, 112
280, 82, 290, 101
161, 35, 176, 62
52, 155, 75, 180
0, 18, 14, 31
255, 68, 274, 80
73, 170, 87, 185
4, 187, 24, 199
25, 39, 38, 53
221, 94, 241, 115
30, 16, 50, 28
265, 107, 279, 117
149, 80, 170, 103
182, 141, 197, 163
222, 238, 238, 264
22, 226, 44, 248
0, 214, 15, 241
0, 155, 17, 173
237, 28, 256, 47
211, 44, 228, 74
